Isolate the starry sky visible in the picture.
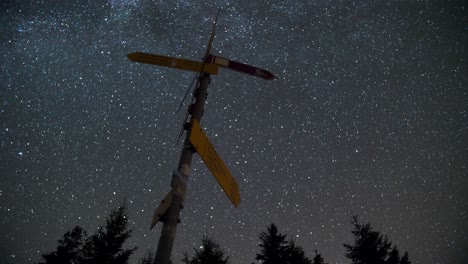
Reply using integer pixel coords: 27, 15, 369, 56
1, 0, 467, 263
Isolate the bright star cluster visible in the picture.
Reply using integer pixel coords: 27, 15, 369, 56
1, 1, 467, 263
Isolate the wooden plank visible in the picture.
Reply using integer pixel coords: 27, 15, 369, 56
127, 52, 219, 74
189, 120, 240, 207
207, 54, 274, 80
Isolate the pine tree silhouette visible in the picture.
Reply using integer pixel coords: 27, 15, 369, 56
38, 203, 136, 264
81, 203, 137, 264
400, 251, 411, 264
284, 239, 312, 264
138, 250, 156, 264
343, 215, 411, 264
313, 250, 324, 264
182, 235, 230, 264
255, 223, 315, 264
256, 223, 289, 264
38, 226, 85, 264
386, 246, 400, 264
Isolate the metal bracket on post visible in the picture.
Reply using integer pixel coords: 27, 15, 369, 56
172, 169, 188, 200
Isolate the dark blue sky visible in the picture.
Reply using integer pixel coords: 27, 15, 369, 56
1, 0, 467, 263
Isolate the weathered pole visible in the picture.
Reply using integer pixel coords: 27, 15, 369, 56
153, 73, 210, 264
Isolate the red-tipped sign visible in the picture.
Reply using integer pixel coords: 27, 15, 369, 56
207, 54, 275, 80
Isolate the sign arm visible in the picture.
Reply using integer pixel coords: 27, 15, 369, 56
207, 54, 275, 80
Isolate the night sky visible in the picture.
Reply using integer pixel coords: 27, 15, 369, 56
1, 1, 467, 263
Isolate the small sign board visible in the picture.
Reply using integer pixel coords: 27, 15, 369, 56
127, 52, 219, 74
189, 120, 240, 207
150, 190, 174, 230
206, 54, 275, 80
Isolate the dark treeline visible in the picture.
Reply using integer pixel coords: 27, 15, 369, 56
38, 205, 411, 264
38, 202, 136, 264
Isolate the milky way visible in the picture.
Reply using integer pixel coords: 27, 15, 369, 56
1, 1, 467, 263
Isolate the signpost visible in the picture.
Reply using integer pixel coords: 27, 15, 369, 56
190, 119, 240, 207
127, 8, 274, 264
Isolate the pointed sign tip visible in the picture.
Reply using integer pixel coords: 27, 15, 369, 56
127, 52, 137, 61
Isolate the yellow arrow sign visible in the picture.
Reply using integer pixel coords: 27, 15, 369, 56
189, 120, 240, 207
127, 52, 219, 74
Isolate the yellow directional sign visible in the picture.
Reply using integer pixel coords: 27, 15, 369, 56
127, 52, 219, 74
189, 120, 240, 207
